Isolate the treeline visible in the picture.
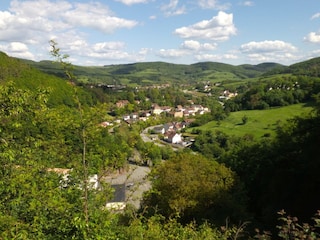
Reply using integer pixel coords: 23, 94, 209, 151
190, 94, 320, 234
24, 58, 282, 86
224, 75, 320, 111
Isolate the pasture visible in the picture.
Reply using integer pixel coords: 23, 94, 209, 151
192, 103, 314, 139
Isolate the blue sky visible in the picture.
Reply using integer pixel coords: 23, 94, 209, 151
0, 0, 320, 66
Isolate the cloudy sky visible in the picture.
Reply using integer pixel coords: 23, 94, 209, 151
0, 0, 320, 66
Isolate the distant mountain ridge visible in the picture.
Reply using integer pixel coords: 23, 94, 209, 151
8, 51, 320, 86
20, 57, 287, 86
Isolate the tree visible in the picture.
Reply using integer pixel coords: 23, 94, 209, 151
242, 115, 248, 125
142, 152, 248, 225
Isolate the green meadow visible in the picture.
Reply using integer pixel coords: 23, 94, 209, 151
193, 103, 314, 139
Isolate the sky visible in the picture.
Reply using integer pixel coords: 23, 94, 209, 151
0, 0, 320, 66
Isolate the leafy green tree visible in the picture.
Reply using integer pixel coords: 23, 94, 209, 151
142, 152, 248, 225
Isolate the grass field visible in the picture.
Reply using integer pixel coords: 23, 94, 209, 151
191, 103, 314, 139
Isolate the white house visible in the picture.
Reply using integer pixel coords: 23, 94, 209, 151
152, 105, 163, 115
164, 131, 182, 144
88, 174, 99, 190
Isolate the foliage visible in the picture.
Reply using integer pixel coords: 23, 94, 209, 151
224, 75, 320, 111
142, 152, 248, 225
218, 110, 320, 231
122, 214, 247, 240
0, 51, 94, 107
254, 210, 320, 240
0, 83, 130, 239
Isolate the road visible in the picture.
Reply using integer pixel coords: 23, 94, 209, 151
104, 164, 151, 209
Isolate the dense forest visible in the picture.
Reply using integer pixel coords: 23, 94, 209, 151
0, 50, 320, 239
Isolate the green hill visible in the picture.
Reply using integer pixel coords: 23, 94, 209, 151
0, 52, 93, 107
191, 103, 314, 139
16, 53, 320, 96
22, 58, 284, 87
260, 56, 320, 77
288, 56, 320, 77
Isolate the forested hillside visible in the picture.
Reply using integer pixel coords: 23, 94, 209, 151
22, 57, 283, 86
264, 56, 320, 77
0, 52, 95, 107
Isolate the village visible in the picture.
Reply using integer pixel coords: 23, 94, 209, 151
91, 90, 239, 211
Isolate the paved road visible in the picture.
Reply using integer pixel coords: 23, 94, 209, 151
104, 164, 151, 209
125, 165, 151, 208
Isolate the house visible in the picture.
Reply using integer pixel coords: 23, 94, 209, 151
152, 105, 163, 115
153, 125, 165, 134
105, 184, 126, 211
140, 111, 151, 118
123, 115, 130, 121
116, 100, 129, 108
152, 105, 172, 115
191, 104, 203, 112
172, 122, 183, 130
130, 112, 138, 120
161, 106, 172, 113
47, 168, 99, 190
99, 121, 112, 127
88, 174, 99, 190
173, 110, 184, 118
176, 105, 185, 111
163, 123, 174, 132
164, 131, 182, 144
220, 90, 238, 100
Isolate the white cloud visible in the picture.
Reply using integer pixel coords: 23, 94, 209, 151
161, 0, 186, 16
138, 48, 151, 55
157, 48, 188, 58
195, 53, 238, 61
198, 0, 230, 10
61, 40, 148, 64
243, 52, 298, 63
93, 42, 126, 52
174, 11, 236, 41
8, 42, 28, 52
0, 0, 138, 44
240, 1, 254, 7
114, 0, 149, 5
0, 0, 140, 64
240, 40, 298, 63
240, 40, 297, 53
311, 13, 320, 20
157, 40, 218, 62
304, 32, 320, 43
73, 47, 147, 65
63, 2, 137, 33
202, 43, 217, 50
0, 42, 34, 59
306, 49, 320, 60
181, 40, 217, 51
181, 40, 201, 50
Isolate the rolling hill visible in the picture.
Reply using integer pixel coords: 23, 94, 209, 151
0, 52, 94, 107
21, 57, 285, 87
